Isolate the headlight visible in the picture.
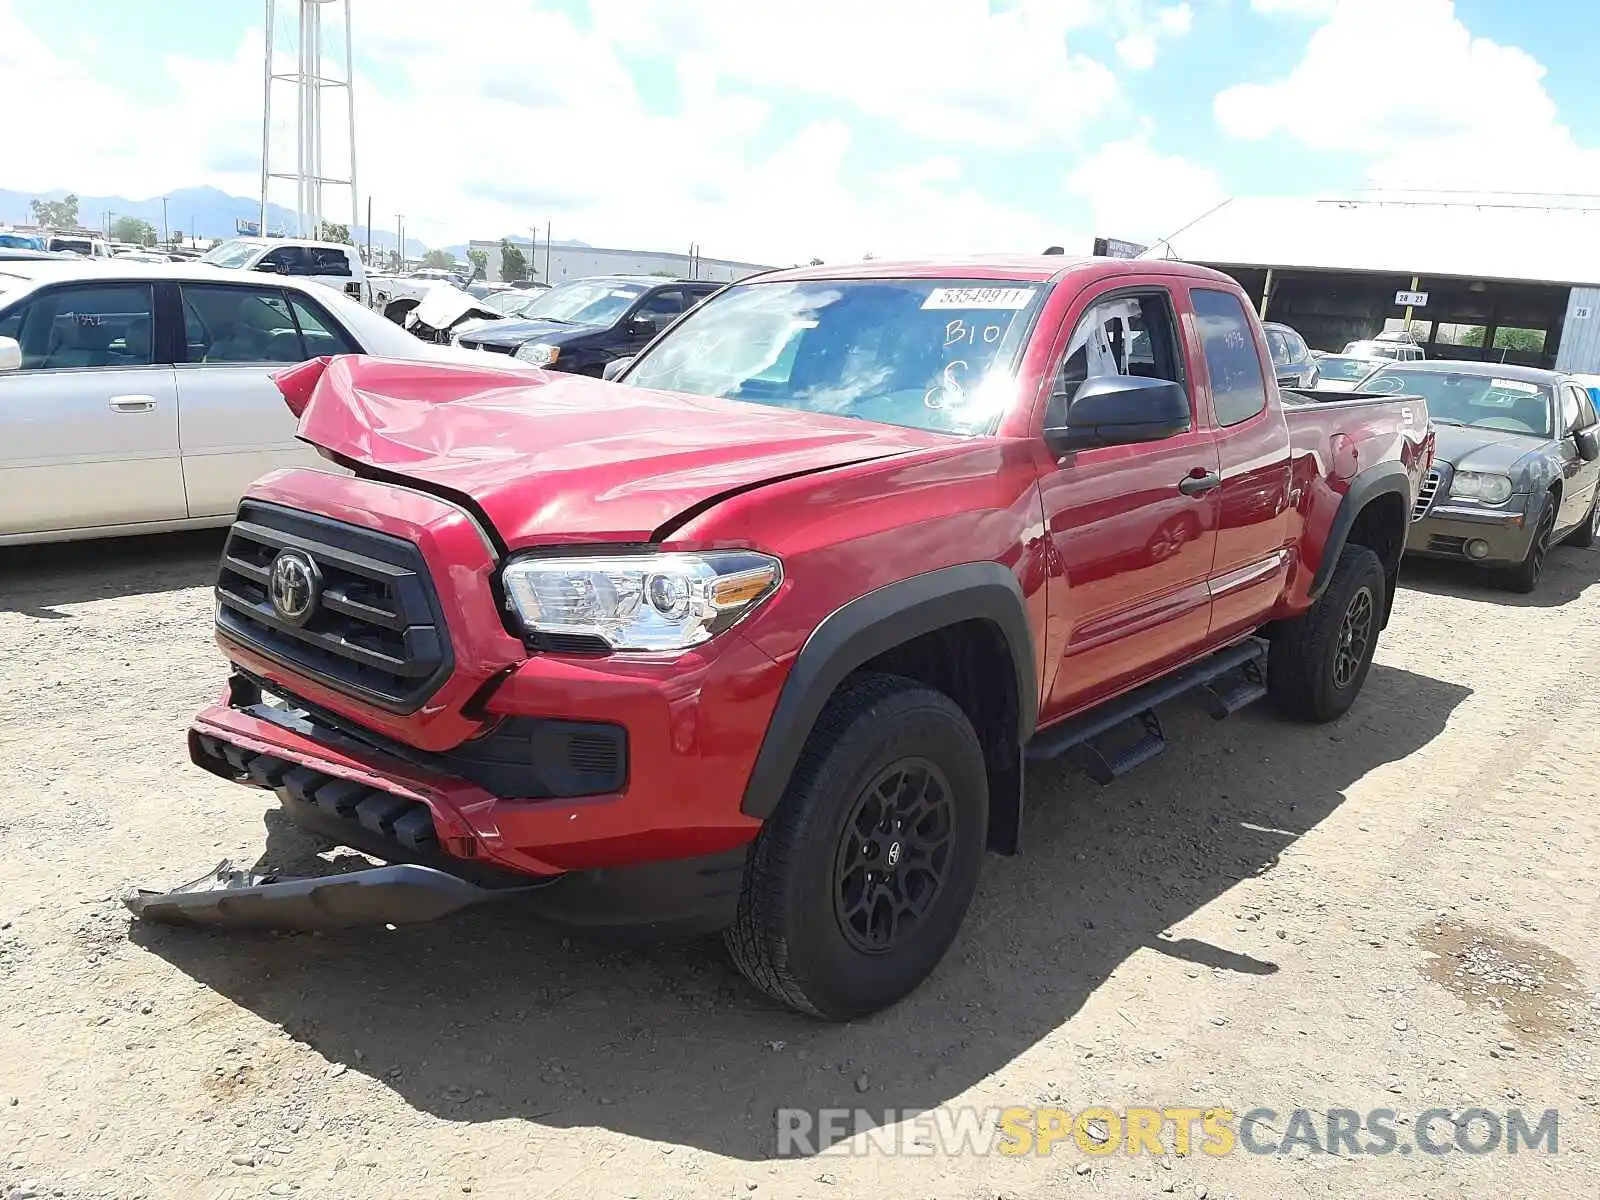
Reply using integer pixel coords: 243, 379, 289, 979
501, 551, 782, 651
1449, 471, 1514, 504
515, 342, 560, 366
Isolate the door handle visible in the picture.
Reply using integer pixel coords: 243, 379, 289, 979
1179, 470, 1221, 496
108, 394, 157, 412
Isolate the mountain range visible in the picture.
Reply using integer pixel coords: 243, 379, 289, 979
0, 184, 589, 258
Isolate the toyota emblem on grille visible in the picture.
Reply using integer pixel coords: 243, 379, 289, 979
268, 549, 321, 625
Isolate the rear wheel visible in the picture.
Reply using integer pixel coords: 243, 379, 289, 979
1267, 544, 1386, 722
1501, 493, 1557, 592
724, 673, 988, 1020
1564, 486, 1600, 548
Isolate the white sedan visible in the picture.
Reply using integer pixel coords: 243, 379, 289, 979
0, 259, 529, 545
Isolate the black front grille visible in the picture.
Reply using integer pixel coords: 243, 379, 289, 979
458, 339, 517, 355
1413, 469, 1442, 521
215, 501, 453, 713
1427, 534, 1468, 555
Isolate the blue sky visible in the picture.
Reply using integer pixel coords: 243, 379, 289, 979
5, 0, 1598, 261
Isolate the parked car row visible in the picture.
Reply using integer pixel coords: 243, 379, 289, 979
0, 259, 532, 544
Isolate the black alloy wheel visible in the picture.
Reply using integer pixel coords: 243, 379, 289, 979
832, 758, 955, 954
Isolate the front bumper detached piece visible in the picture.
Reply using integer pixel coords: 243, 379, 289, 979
123, 858, 528, 931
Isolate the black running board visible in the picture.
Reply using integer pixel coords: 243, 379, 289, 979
1025, 638, 1268, 783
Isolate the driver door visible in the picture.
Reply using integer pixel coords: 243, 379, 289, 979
1036, 284, 1220, 721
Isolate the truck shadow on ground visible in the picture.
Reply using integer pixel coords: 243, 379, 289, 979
132, 662, 1470, 1162
1398, 543, 1598, 608
0, 530, 226, 618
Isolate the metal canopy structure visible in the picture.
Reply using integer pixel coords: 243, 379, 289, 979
259, 0, 358, 241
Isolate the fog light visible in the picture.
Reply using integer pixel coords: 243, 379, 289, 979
1466, 539, 1491, 559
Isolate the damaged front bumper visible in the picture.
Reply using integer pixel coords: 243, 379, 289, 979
123, 859, 531, 931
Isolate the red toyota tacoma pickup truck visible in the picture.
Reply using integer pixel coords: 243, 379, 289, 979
129, 257, 1434, 1020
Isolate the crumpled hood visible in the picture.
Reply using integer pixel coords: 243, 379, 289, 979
280, 355, 946, 547
1432, 424, 1545, 472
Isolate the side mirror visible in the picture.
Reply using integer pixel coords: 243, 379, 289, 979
1044, 375, 1191, 453
254, 260, 281, 274
0, 335, 20, 372
1576, 427, 1600, 462
627, 315, 659, 338
602, 356, 635, 382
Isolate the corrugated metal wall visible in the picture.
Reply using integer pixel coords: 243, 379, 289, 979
1556, 287, 1600, 373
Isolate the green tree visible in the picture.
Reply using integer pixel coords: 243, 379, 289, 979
500, 238, 528, 282
29, 193, 79, 228
319, 221, 350, 244
467, 248, 488, 279
1493, 327, 1545, 353
109, 216, 157, 246
421, 248, 457, 270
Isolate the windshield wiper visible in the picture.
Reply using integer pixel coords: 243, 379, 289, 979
1431, 418, 1464, 426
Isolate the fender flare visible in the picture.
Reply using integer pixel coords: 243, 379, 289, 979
740, 562, 1038, 820
1310, 460, 1413, 601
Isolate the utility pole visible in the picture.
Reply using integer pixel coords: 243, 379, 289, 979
161, 197, 169, 246
529, 225, 539, 278
545, 220, 552, 281
395, 212, 404, 270
365, 195, 372, 263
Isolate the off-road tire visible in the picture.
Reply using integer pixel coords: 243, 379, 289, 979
1267, 544, 1386, 723
1564, 487, 1600, 548
1501, 492, 1557, 593
724, 672, 988, 1020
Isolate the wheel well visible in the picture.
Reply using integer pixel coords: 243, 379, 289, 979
1345, 491, 1407, 627
851, 618, 1023, 855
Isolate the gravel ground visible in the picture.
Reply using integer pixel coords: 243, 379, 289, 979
1, 530, 1597, 1200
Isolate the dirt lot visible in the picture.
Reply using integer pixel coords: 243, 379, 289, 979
2, 531, 1598, 1200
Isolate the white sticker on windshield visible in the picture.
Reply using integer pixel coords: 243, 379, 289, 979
1491, 379, 1541, 393
921, 286, 1035, 310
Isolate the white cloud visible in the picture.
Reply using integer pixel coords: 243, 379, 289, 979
1216, 0, 1600, 194
589, 0, 1125, 150
1064, 130, 1226, 242
1248, 0, 1339, 15
0, 0, 1151, 261
1117, 4, 1196, 70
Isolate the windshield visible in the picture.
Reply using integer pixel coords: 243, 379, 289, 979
49, 237, 92, 254
200, 239, 262, 269
623, 277, 1045, 436
1366, 369, 1553, 437
0, 233, 42, 250
1318, 356, 1380, 382
524, 280, 646, 325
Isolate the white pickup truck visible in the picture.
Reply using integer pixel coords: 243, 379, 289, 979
0, 259, 530, 544
199, 237, 371, 306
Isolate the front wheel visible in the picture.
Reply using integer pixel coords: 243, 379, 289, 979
1267, 544, 1386, 722
724, 673, 988, 1020
1500, 493, 1557, 592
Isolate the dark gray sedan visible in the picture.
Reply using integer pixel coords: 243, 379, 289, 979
1368, 361, 1600, 592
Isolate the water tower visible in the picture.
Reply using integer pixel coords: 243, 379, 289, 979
259, 0, 358, 241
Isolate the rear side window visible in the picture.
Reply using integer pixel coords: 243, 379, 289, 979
1193, 288, 1268, 427
288, 295, 358, 356
309, 247, 353, 276
181, 284, 306, 364
1264, 328, 1290, 366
